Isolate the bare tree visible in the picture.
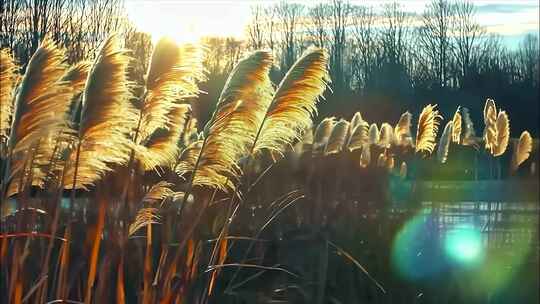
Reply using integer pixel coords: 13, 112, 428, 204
1, 0, 131, 66
202, 36, 225, 75
263, 5, 278, 53
224, 37, 243, 72
381, 2, 410, 65
327, 0, 352, 92
307, 3, 330, 48
417, 0, 455, 88
0, 0, 23, 51
124, 30, 152, 71
246, 5, 265, 50
518, 34, 539, 86
201, 36, 243, 75
350, 5, 378, 91
452, 0, 485, 87
275, 1, 304, 71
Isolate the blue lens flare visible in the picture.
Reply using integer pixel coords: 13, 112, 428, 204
391, 210, 446, 281
444, 227, 484, 266
391, 202, 536, 301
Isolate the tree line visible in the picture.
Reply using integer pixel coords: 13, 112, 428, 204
1, 0, 538, 136
244, 1, 538, 93
2, 0, 124, 63
238, 0, 538, 137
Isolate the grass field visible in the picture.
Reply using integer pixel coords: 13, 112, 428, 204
0, 35, 538, 303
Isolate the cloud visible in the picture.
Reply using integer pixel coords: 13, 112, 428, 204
476, 3, 539, 14
485, 22, 539, 36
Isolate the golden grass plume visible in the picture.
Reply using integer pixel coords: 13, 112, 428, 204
350, 111, 364, 130
176, 140, 203, 177
62, 61, 92, 125
394, 111, 413, 146
62, 61, 91, 93
142, 181, 175, 204
451, 107, 461, 144
313, 117, 336, 155
379, 123, 394, 148
483, 98, 497, 153
460, 107, 477, 146
192, 51, 274, 191
0, 49, 18, 140
359, 145, 371, 168
183, 117, 200, 146
129, 207, 160, 236
511, 131, 533, 172
9, 38, 71, 153
437, 121, 453, 164
325, 119, 350, 155
252, 47, 329, 155
64, 35, 138, 190
347, 119, 369, 152
493, 110, 510, 157
368, 123, 380, 145
6, 39, 74, 196
139, 38, 205, 143
136, 104, 191, 172
415, 104, 442, 155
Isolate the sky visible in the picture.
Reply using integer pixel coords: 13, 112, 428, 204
125, 0, 539, 48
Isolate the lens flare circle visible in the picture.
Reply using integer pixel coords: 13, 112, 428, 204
391, 210, 446, 281
444, 228, 484, 266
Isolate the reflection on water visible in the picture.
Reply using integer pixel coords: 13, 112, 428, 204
390, 200, 538, 302
2, 194, 538, 303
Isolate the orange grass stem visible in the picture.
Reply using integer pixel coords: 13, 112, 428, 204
0, 232, 67, 241
116, 255, 125, 304
83, 194, 106, 304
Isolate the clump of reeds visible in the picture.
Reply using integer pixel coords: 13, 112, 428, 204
0, 35, 537, 304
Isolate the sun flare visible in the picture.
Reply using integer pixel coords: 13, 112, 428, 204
125, 1, 250, 44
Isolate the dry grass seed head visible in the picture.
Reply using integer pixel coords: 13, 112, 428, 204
136, 104, 191, 172
415, 104, 442, 155
460, 107, 477, 146
63, 34, 138, 189
193, 50, 274, 192
359, 145, 371, 168
379, 123, 394, 148
129, 207, 160, 236
313, 117, 336, 154
7, 39, 74, 195
483, 98, 498, 153
394, 111, 413, 146
350, 111, 364, 129
437, 121, 453, 164
368, 123, 380, 145
493, 110, 510, 157
511, 131, 533, 172
176, 139, 204, 177
142, 181, 175, 205
325, 119, 350, 155
139, 38, 205, 143
347, 120, 369, 152
253, 47, 329, 155
9, 38, 71, 153
452, 107, 462, 144
0, 49, 18, 140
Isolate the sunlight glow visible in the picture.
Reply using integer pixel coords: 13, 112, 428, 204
125, 0, 539, 50
125, 1, 251, 43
